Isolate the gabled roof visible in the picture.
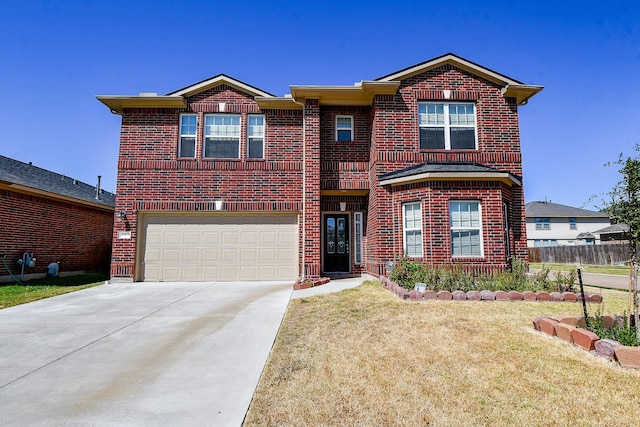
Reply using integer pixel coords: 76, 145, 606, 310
379, 162, 521, 187
376, 53, 543, 105
0, 155, 115, 210
97, 53, 542, 113
97, 74, 283, 114
576, 232, 596, 239
167, 74, 275, 98
525, 201, 609, 219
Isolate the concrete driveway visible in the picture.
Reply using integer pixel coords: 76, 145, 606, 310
0, 281, 292, 426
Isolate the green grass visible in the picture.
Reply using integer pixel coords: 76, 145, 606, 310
0, 273, 108, 309
530, 262, 631, 276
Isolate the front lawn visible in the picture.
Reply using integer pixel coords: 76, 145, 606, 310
245, 281, 640, 426
0, 273, 108, 309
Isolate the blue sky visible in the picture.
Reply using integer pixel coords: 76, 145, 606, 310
1, 1, 638, 209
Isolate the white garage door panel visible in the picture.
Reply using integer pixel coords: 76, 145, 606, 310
203, 249, 219, 262
165, 232, 181, 244
242, 248, 258, 261
278, 248, 296, 260
141, 214, 298, 282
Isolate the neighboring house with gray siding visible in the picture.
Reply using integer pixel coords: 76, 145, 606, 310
525, 201, 610, 247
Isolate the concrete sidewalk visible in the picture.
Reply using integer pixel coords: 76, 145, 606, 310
0, 281, 292, 426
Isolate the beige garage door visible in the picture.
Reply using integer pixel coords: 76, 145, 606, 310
140, 214, 299, 282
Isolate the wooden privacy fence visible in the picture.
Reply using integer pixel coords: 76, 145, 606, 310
528, 243, 633, 265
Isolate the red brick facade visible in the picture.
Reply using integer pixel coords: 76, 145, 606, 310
368, 65, 529, 275
101, 54, 541, 282
0, 189, 113, 281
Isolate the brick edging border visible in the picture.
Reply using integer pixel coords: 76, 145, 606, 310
381, 277, 603, 303
293, 277, 330, 290
533, 315, 640, 369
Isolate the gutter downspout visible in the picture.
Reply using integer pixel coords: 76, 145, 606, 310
291, 96, 306, 282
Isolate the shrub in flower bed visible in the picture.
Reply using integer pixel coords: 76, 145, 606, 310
584, 311, 638, 347
381, 276, 602, 302
389, 258, 577, 293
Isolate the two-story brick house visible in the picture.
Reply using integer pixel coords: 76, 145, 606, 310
98, 53, 542, 283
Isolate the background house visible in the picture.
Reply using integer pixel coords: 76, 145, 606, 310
525, 201, 610, 247
0, 155, 115, 282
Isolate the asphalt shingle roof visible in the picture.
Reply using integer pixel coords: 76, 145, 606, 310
0, 155, 115, 208
525, 201, 607, 218
594, 223, 629, 234
379, 162, 513, 181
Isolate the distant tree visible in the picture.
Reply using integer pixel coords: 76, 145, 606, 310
601, 144, 640, 340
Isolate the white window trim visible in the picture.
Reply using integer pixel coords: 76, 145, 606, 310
203, 113, 241, 159
354, 211, 363, 265
503, 202, 511, 259
402, 202, 423, 258
418, 102, 477, 150
247, 114, 265, 159
535, 218, 551, 230
178, 113, 197, 158
535, 239, 558, 247
450, 200, 484, 258
336, 115, 354, 142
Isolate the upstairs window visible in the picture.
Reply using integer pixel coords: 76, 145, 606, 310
336, 115, 353, 142
247, 115, 265, 159
418, 102, 476, 150
403, 202, 423, 257
450, 201, 483, 257
535, 218, 551, 230
204, 114, 241, 158
179, 114, 197, 158
569, 217, 577, 230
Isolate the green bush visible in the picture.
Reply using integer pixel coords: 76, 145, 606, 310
388, 257, 576, 293
553, 269, 578, 293
585, 310, 639, 347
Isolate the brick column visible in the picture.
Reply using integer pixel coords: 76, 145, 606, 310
110, 190, 136, 282
303, 99, 321, 278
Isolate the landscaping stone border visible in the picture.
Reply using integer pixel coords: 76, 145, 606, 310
380, 277, 603, 303
293, 277, 330, 290
533, 315, 640, 369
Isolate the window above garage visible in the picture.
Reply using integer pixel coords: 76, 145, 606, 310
204, 114, 241, 159
177, 113, 266, 160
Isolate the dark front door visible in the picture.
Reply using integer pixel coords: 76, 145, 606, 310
324, 214, 350, 273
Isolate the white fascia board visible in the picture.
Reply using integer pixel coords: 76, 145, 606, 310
170, 75, 274, 98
